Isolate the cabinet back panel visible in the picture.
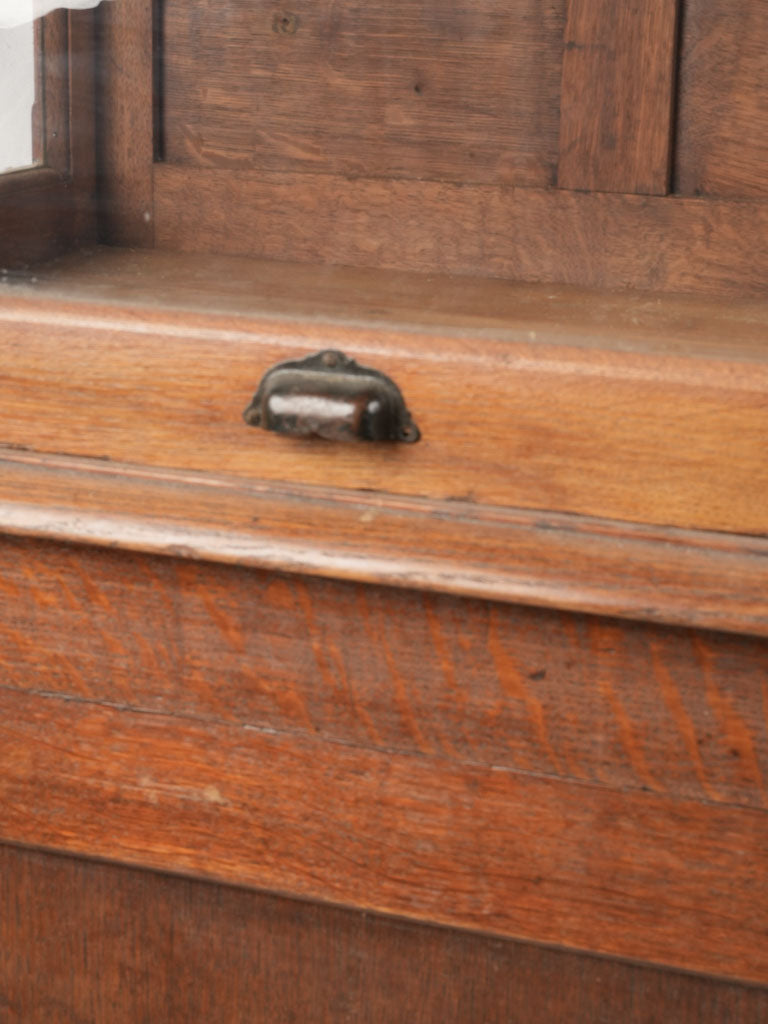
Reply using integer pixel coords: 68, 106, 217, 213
162, 0, 565, 187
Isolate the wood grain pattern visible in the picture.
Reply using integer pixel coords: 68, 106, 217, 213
4, 843, 768, 1024
558, 0, 678, 194
18, 245, 768, 358
0, 450, 766, 639
0, 531, 767, 810
155, 166, 768, 298
1, 251, 768, 535
96, 0, 154, 245
163, 0, 564, 188
1, 682, 768, 983
676, 1, 768, 198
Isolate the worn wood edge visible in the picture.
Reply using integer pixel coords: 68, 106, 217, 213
9, 243, 768, 360
6, 246, 768, 359
0, 450, 765, 637
2, 687, 768, 985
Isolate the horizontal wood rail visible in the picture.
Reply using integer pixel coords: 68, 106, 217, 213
155, 166, 768, 298
1, 684, 767, 985
0, 449, 765, 638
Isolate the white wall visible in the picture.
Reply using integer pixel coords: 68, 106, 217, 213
0, 21, 36, 174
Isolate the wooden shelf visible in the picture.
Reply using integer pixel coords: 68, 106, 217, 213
8, 245, 768, 354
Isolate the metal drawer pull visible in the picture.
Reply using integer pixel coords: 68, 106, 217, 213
243, 349, 420, 443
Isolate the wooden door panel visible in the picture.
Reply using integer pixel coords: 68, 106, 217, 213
163, 0, 566, 188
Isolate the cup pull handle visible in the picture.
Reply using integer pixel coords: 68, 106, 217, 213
243, 349, 421, 444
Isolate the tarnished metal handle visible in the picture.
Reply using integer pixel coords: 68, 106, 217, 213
243, 349, 420, 443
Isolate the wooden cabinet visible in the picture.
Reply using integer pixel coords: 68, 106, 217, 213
0, 2, 767, 1020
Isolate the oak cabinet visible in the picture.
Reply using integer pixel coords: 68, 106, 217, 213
0, 2, 767, 1020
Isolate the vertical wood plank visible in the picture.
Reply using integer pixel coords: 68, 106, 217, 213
69, 9, 98, 244
41, 12, 70, 174
675, 1, 768, 198
0, 11, 97, 268
97, 0, 154, 245
558, 0, 679, 195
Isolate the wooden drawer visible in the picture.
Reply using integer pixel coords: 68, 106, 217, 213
2, 246, 768, 537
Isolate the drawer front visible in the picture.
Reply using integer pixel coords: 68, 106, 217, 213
1, 260, 768, 536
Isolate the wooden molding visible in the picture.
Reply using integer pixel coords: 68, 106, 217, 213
0, 449, 765, 638
96, 0, 154, 246
0, 11, 97, 269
